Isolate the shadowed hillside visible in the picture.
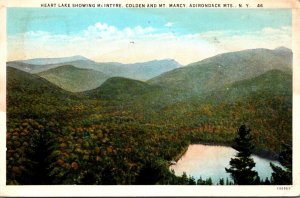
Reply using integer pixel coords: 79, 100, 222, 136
15, 55, 89, 65
6, 48, 293, 185
136, 69, 292, 154
7, 66, 74, 119
94, 59, 181, 81
206, 69, 292, 103
83, 77, 159, 100
148, 48, 292, 96
7, 67, 69, 96
9, 58, 181, 81
38, 65, 109, 92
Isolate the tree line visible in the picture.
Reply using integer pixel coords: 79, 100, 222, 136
225, 124, 292, 185
10, 124, 292, 185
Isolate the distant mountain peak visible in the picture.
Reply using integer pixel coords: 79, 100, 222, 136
40, 64, 83, 72
37, 64, 109, 92
16, 55, 92, 65
71, 55, 89, 60
84, 76, 154, 99
274, 46, 292, 52
148, 47, 292, 95
129, 58, 180, 65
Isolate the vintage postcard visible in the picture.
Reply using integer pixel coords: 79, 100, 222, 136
0, 0, 299, 196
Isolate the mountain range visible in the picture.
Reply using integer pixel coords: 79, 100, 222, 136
38, 65, 109, 92
6, 47, 293, 185
7, 58, 181, 83
148, 47, 292, 96
7, 47, 291, 94
14, 55, 90, 65
7, 47, 292, 138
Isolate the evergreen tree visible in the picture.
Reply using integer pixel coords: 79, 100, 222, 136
180, 172, 189, 185
197, 176, 204, 185
23, 129, 54, 184
225, 178, 233, 185
135, 161, 164, 184
226, 178, 230, 185
205, 177, 212, 185
225, 124, 259, 185
270, 144, 292, 185
188, 176, 196, 185
263, 177, 271, 185
219, 178, 224, 185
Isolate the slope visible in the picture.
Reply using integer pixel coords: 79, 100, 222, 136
148, 48, 292, 96
83, 77, 158, 100
7, 57, 115, 74
7, 66, 74, 119
41, 59, 181, 81
38, 65, 109, 92
95, 59, 181, 81
206, 69, 292, 103
141, 69, 292, 153
8, 58, 181, 82
16, 55, 89, 65
7, 61, 45, 73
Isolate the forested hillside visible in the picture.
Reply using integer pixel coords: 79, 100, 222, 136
38, 65, 109, 92
6, 48, 292, 184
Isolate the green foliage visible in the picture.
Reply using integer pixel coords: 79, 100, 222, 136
218, 178, 224, 185
6, 119, 57, 184
6, 63, 292, 185
38, 65, 109, 92
148, 48, 292, 95
225, 125, 260, 185
196, 177, 212, 185
135, 160, 166, 184
270, 144, 292, 185
83, 77, 158, 100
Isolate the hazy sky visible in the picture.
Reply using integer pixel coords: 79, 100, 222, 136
7, 8, 291, 65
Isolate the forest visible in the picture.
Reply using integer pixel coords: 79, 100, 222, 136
6, 48, 293, 185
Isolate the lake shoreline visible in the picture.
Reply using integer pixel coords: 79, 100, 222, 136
169, 143, 280, 184
173, 145, 189, 162
179, 141, 279, 161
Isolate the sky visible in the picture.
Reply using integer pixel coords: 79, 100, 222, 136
7, 8, 292, 65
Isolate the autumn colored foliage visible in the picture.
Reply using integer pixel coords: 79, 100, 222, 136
6, 67, 292, 184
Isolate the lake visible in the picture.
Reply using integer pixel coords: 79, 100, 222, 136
169, 144, 281, 184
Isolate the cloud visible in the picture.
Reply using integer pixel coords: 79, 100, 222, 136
8, 22, 292, 65
82, 22, 156, 40
261, 26, 291, 35
165, 22, 173, 27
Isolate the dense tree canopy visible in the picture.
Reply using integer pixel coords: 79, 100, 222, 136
6, 67, 292, 185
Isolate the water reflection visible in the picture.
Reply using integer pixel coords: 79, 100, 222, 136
170, 144, 280, 184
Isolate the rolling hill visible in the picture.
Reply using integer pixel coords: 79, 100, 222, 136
132, 69, 292, 114
42, 59, 181, 81
7, 57, 102, 74
37, 65, 109, 92
8, 58, 181, 81
6, 47, 293, 185
133, 69, 292, 154
7, 66, 74, 119
7, 61, 46, 73
205, 69, 292, 103
94, 59, 181, 81
83, 77, 158, 100
148, 47, 292, 96
7, 67, 69, 95
15, 55, 89, 65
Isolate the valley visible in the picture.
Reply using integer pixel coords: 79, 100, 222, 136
6, 47, 292, 185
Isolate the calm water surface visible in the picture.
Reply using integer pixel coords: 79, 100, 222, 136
170, 144, 280, 184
